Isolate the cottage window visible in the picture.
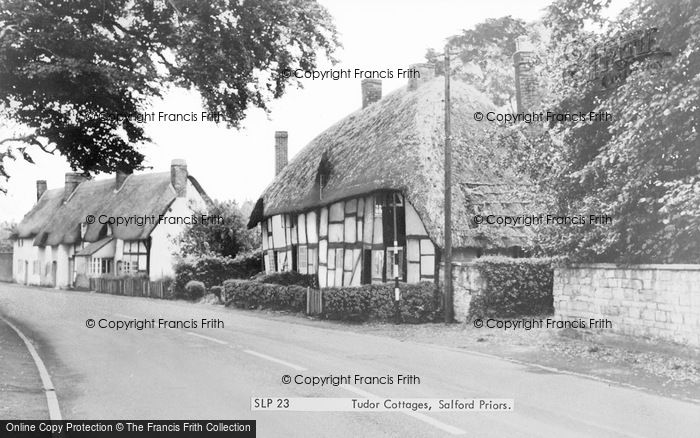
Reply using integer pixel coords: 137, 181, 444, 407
307, 247, 318, 275
122, 240, 148, 275
90, 257, 114, 275
298, 246, 308, 274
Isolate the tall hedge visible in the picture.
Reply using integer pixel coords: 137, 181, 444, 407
173, 252, 262, 299
467, 257, 554, 319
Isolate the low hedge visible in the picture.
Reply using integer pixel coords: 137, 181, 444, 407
223, 279, 307, 311
172, 252, 262, 299
223, 279, 440, 323
467, 257, 553, 320
322, 282, 440, 323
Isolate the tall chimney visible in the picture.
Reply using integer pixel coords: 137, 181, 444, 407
171, 159, 188, 197
408, 63, 435, 90
275, 131, 288, 176
513, 36, 536, 113
361, 79, 382, 108
63, 172, 87, 203
36, 180, 47, 202
115, 169, 131, 191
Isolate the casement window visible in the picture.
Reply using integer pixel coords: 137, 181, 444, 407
122, 240, 148, 275
90, 257, 113, 275
297, 246, 308, 274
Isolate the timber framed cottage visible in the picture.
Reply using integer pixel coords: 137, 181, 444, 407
12, 160, 210, 288
248, 61, 535, 288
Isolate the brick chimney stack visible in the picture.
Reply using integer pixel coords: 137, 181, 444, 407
513, 36, 536, 113
275, 131, 288, 176
36, 180, 47, 202
408, 63, 435, 90
361, 79, 382, 108
171, 159, 188, 197
63, 172, 87, 203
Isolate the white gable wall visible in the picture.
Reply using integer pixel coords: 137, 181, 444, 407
149, 180, 208, 280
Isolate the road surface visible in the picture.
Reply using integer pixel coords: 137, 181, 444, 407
1, 283, 698, 437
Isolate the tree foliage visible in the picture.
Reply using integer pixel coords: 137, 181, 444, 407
0, 0, 338, 190
427, 16, 528, 108
179, 199, 260, 259
524, 0, 700, 263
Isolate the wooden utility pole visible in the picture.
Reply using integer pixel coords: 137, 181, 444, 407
443, 44, 454, 324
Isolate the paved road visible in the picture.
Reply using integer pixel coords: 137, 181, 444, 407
0, 283, 698, 437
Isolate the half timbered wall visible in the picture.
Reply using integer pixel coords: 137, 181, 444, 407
261, 192, 436, 287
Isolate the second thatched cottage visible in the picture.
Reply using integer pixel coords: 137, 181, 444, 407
12, 160, 210, 289
248, 58, 536, 288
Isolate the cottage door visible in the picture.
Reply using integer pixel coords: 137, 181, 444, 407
24, 261, 28, 285
50, 261, 57, 287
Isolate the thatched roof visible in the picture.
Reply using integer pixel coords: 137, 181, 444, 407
16, 172, 209, 246
249, 77, 535, 249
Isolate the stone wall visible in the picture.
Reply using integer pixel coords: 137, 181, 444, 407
438, 262, 484, 322
554, 264, 700, 347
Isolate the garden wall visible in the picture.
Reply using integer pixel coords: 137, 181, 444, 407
554, 264, 700, 347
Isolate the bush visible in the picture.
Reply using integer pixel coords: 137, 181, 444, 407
210, 285, 223, 302
184, 280, 206, 301
258, 271, 317, 287
223, 279, 307, 312
467, 257, 553, 320
173, 252, 262, 299
322, 282, 440, 323
222, 278, 439, 323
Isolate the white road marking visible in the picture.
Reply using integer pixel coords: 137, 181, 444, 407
243, 349, 307, 371
340, 384, 466, 436
185, 331, 228, 345
1, 316, 62, 421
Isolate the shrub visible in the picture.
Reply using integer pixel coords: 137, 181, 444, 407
322, 282, 440, 323
173, 252, 262, 299
223, 279, 306, 312
258, 271, 317, 287
222, 278, 440, 323
467, 257, 553, 320
184, 280, 206, 301
210, 285, 223, 302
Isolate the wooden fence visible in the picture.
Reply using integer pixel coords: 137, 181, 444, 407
89, 277, 172, 299
306, 287, 323, 315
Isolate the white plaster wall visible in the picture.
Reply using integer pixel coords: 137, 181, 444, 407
149, 180, 207, 280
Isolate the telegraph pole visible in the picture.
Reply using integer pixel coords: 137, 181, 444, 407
443, 43, 454, 324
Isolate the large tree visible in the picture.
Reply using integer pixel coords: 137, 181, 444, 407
0, 0, 338, 190
514, 0, 700, 263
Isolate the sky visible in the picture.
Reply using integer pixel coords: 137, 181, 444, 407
0, 0, 631, 223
